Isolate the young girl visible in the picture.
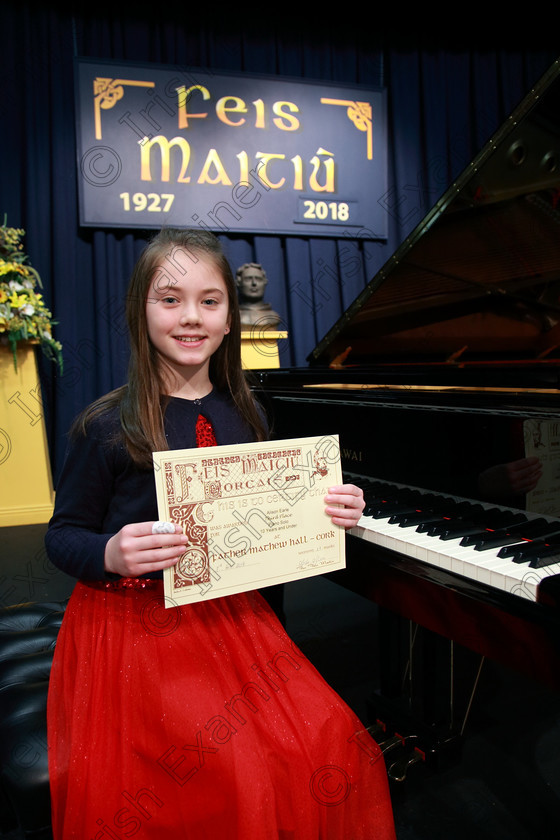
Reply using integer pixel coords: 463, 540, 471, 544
46, 228, 396, 839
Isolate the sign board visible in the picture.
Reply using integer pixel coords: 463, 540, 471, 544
75, 58, 387, 238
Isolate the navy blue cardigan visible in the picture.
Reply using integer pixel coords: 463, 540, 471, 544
45, 391, 259, 581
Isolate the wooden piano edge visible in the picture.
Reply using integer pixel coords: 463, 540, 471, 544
326, 533, 560, 693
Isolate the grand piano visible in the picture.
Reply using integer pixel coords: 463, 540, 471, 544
253, 58, 560, 777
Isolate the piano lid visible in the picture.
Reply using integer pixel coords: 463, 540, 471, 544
310, 58, 560, 372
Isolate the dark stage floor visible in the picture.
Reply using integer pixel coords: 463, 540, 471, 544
285, 576, 560, 840
1, 524, 560, 839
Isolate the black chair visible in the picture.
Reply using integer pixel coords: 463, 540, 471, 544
0, 601, 67, 839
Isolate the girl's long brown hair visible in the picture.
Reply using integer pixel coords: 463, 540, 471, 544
73, 228, 267, 467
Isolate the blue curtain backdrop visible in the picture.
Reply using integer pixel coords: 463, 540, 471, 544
1, 2, 557, 481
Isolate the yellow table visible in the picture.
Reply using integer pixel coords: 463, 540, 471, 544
0, 344, 54, 526
240, 330, 288, 369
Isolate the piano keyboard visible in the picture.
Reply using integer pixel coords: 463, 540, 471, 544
345, 474, 560, 602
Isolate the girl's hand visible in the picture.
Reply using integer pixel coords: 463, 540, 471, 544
324, 484, 365, 529
104, 522, 188, 577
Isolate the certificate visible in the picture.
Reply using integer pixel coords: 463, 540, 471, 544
152, 434, 345, 607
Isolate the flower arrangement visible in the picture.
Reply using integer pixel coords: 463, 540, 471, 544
0, 220, 63, 372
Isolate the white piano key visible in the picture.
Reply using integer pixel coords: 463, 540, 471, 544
348, 475, 560, 604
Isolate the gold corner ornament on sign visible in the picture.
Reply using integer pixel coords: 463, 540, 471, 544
320, 99, 373, 159
0, 219, 63, 373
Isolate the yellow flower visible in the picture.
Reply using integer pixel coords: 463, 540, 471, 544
1, 222, 63, 373
0, 261, 25, 277
8, 291, 28, 309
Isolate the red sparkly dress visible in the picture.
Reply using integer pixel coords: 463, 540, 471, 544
46, 394, 395, 839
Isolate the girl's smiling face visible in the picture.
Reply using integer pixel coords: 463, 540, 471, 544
145, 253, 231, 386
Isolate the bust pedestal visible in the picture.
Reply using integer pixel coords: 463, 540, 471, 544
240, 330, 288, 369
0, 344, 54, 526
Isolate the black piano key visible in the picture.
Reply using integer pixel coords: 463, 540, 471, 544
421, 502, 489, 531
369, 503, 421, 520
449, 502, 486, 518
363, 484, 472, 531
521, 544, 560, 567
470, 510, 524, 532
472, 533, 529, 551
421, 520, 451, 536
457, 513, 527, 547
497, 524, 560, 557
509, 533, 560, 564
425, 520, 465, 536
510, 544, 545, 564
424, 505, 487, 537
476, 530, 560, 553
364, 486, 432, 515
388, 510, 421, 524
498, 516, 551, 536
355, 480, 560, 575
363, 500, 384, 514
387, 491, 461, 527
419, 517, 455, 535
363, 489, 418, 511
438, 522, 494, 540
485, 511, 527, 529
363, 493, 400, 508
394, 511, 447, 528
530, 552, 560, 569
463, 516, 549, 550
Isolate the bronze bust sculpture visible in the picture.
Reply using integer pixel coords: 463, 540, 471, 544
236, 263, 281, 328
